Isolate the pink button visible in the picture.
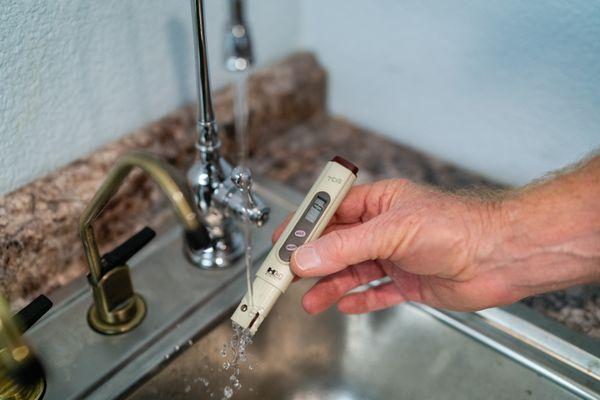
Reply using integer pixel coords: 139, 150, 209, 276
285, 243, 298, 252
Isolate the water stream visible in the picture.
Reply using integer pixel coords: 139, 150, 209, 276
235, 72, 254, 310
215, 72, 256, 400
234, 73, 249, 167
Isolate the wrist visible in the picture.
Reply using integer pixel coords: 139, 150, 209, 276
488, 191, 600, 300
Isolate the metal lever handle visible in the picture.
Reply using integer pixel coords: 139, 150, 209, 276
101, 227, 156, 273
14, 295, 53, 333
230, 165, 269, 226
231, 165, 257, 212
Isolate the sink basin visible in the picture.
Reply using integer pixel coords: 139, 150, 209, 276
26, 177, 598, 399
125, 279, 586, 400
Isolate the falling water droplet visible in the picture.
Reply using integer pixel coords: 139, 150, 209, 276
206, 318, 254, 398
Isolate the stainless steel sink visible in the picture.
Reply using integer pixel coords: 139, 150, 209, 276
125, 277, 588, 400
26, 178, 599, 400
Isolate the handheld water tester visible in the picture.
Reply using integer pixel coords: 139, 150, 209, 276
231, 156, 358, 334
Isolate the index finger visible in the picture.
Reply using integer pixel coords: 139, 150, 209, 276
331, 184, 372, 224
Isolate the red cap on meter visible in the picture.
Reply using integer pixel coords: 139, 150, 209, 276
331, 156, 359, 175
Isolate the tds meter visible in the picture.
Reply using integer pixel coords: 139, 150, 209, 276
231, 156, 358, 334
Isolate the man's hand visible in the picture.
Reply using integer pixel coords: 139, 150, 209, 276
272, 157, 600, 315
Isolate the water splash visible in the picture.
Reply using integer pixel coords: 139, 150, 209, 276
196, 376, 210, 388
220, 343, 228, 358
215, 322, 254, 398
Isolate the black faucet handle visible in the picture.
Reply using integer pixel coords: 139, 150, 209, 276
101, 226, 156, 273
14, 295, 53, 333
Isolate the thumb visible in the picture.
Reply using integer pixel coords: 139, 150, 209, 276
291, 221, 381, 278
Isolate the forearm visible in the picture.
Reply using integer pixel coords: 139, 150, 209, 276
490, 155, 600, 299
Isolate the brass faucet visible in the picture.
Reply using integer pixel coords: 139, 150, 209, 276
0, 295, 52, 400
79, 151, 210, 335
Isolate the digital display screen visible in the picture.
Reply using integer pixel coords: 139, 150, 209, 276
305, 196, 327, 223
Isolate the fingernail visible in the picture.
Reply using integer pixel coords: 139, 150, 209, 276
294, 246, 321, 271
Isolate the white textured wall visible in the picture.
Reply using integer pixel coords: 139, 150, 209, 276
301, 1, 600, 185
0, 0, 301, 195
3, 1, 600, 193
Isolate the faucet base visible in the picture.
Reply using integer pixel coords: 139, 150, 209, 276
87, 294, 147, 335
0, 375, 45, 400
184, 229, 244, 269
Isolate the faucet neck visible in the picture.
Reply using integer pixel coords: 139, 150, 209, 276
190, 0, 219, 151
225, 0, 253, 72
229, 0, 245, 26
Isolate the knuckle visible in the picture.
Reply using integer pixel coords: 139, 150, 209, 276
327, 229, 348, 261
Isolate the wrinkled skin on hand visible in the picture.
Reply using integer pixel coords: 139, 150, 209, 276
272, 179, 512, 314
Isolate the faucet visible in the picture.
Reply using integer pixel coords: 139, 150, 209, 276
79, 151, 211, 334
225, 0, 253, 72
0, 294, 52, 400
185, 0, 269, 269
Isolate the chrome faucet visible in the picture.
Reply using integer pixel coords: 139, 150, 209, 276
225, 0, 253, 72
186, 0, 269, 269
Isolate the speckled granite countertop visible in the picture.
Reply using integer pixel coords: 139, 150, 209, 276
250, 116, 498, 191
0, 52, 597, 338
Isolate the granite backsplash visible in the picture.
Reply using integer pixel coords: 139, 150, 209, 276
0, 52, 597, 338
